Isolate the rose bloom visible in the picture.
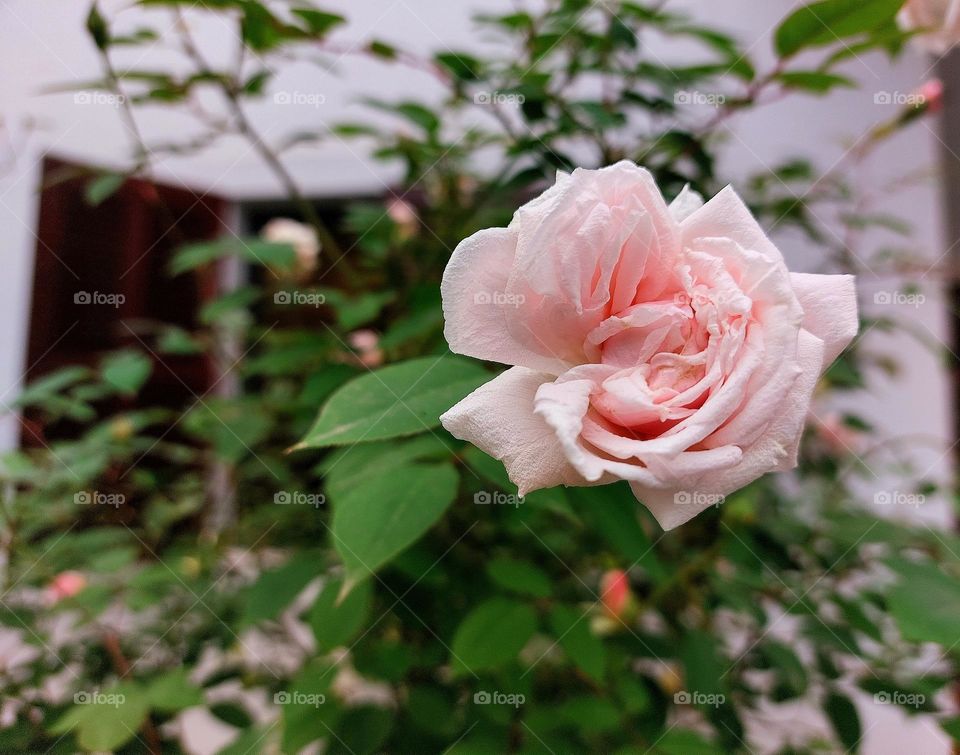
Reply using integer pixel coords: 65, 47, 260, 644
440, 162, 857, 529
899, 0, 960, 53
261, 218, 320, 277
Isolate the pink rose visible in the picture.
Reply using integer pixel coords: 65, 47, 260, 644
899, 0, 960, 53
440, 162, 857, 530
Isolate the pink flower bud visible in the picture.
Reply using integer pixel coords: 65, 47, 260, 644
47, 571, 86, 602
919, 79, 944, 114
600, 569, 630, 618
348, 330, 384, 368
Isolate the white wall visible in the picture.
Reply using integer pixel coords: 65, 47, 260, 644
0, 1, 953, 751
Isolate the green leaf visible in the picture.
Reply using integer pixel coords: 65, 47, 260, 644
101, 351, 152, 394
450, 598, 537, 674
435, 52, 483, 80
887, 559, 960, 646
146, 669, 203, 712
549, 604, 605, 681
297, 357, 489, 448
50, 683, 149, 752
291, 8, 345, 36
86, 2, 110, 49
774, 0, 906, 57
486, 557, 552, 598
242, 551, 319, 626
823, 691, 861, 751
776, 71, 855, 93
679, 630, 724, 699
309, 576, 372, 652
761, 640, 808, 698
321, 435, 450, 502
333, 463, 458, 588
569, 484, 666, 582
329, 706, 394, 755
941, 717, 960, 741
169, 238, 296, 275
85, 173, 125, 206
650, 728, 719, 754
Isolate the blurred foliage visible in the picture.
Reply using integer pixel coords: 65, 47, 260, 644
1, 0, 957, 753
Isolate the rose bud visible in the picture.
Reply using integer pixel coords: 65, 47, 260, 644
440, 162, 858, 530
600, 569, 632, 618
47, 571, 87, 603
348, 329, 384, 368
919, 78, 944, 114
386, 198, 419, 240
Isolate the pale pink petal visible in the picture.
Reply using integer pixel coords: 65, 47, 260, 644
440, 367, 592, 495
681, 186, 784, 265
441, 227, 569, 374
789, 273, 858, 364
632, 330, 825, 530
669, 185, 704, 223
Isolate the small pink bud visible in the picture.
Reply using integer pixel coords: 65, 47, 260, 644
600, 569, 630, 618
348, 330, 384, 368
386, 198, 418, 240
919, 79, 944, 114
48, 571, 86, 602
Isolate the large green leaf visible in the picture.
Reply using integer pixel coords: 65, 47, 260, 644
320, 435, 449, 502
297, 357, 489, 448
887, 559, 960, 646
774, 0, 906, 57
549, 604, 605, 681
309, 576, 372, 652
333, 463, 458, 588
242, 551, 319, 626
101, 351, 152, 395
49, 683, 149, 752
823, 691, 861, 751
450, 598, 537, 674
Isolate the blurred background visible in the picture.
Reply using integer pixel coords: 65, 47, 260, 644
0, 1, 957, 753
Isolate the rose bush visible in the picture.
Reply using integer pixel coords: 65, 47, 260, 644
441, 162, 858, 529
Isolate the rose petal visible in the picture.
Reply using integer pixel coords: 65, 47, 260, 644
440, 366, 594, 495
789, 273, 858, 364
631, 330, 825, 530
669, 184, 704, 222
681, 186, 784, 265
441, 227, 570, 374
